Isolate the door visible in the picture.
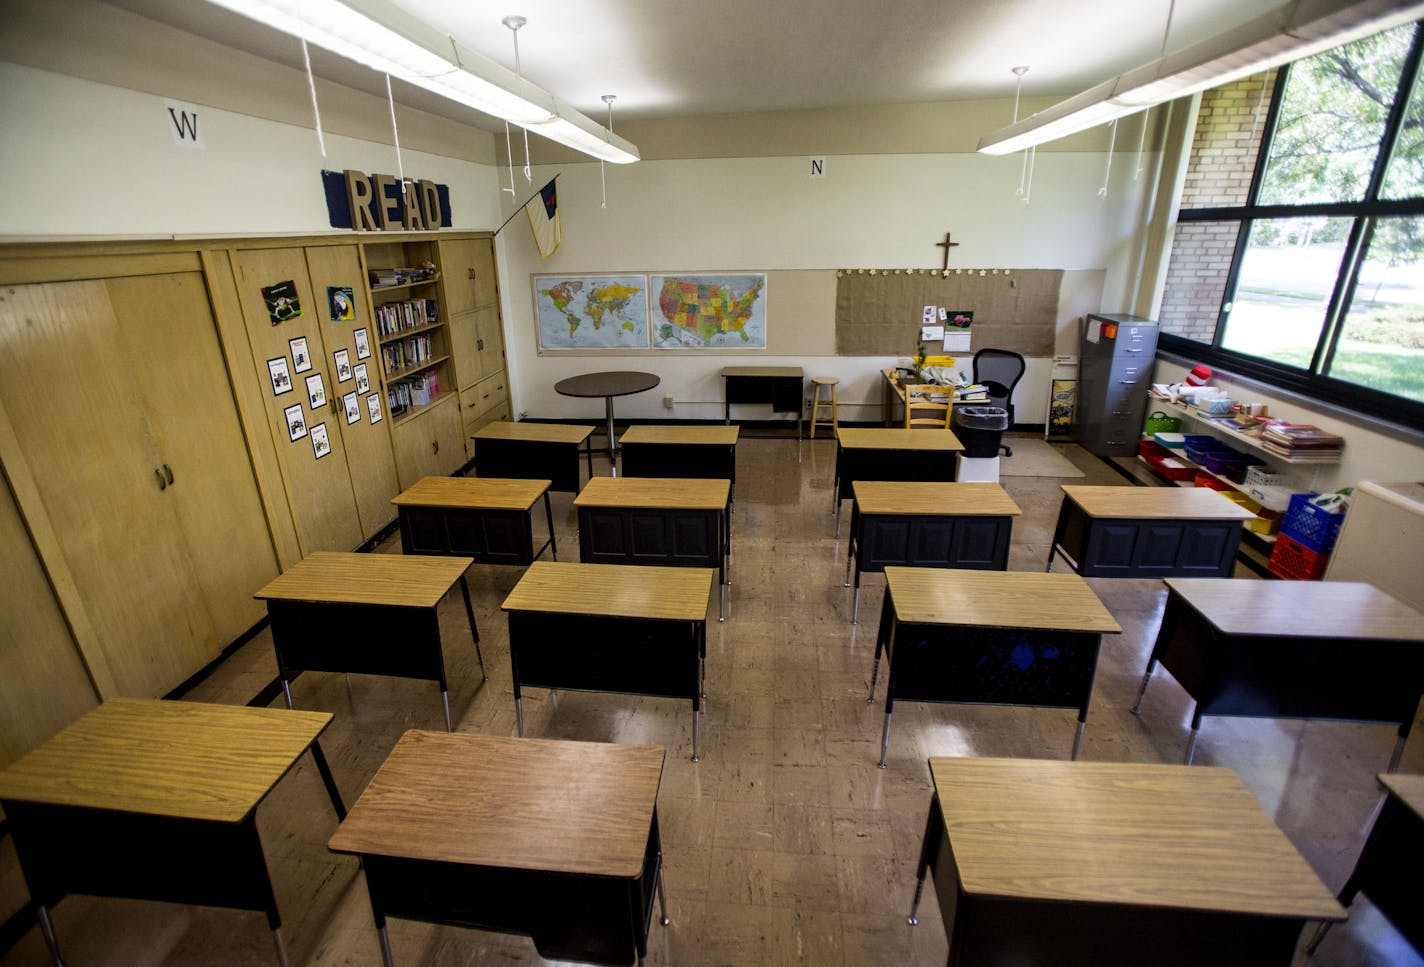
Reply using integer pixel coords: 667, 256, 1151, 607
0, 281, 219, 697
232, 248, 364, 553
304, 244, 401, 538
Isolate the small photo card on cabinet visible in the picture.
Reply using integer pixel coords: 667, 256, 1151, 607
334, 348, 353, 383
267, 356, 293, 395
289, 336, 312, 373
354, 363, 370, 394
366, 393, 383, 424
328, 285, 356, 322
311, 422, 331, 459
262, 279, 302, 325
284, 403, 307, 441
343, 391, 360, 425
306, 373, 326, 409
354, 327, 371, 360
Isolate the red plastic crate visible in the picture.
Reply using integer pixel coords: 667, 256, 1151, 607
1192, 471, 1233, 491
1267, 532, 1330, 580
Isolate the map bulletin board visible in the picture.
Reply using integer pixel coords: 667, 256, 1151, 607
533, 273, 767, 351
834, 269, 1062, 357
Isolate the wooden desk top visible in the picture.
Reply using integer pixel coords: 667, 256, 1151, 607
836, 427, 964, 452
329, 731, 664, 878
883, 567, 1121, 633
0, 698, 330, 823
1380, 772, 1424, 822
502, 561, 715, 622
1164, 579, 1424, 641
392, 475, 550, 511
1061, 485, 1256, 521
927, 757, 1345, 920
854, 482, 1022, 517
620, 425, 740, 446
721, 366, 803, 378
253, 551, 473, 609
472, 421, 594, 445
574, 476, 731, 510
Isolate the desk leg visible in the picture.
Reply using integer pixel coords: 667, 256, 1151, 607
376, 920, 396, 967
908, 795, 943, 925
1046, 496, 1071, 571
867, 599, 894, 704
585, 437, 596, 482
1072, 713, 1087, 761
878, 709, 893, 769
543, 492, 558, 561
1389, 730, 1408, 772
1130, 658, 1158, 715
309, 740, 348, 821
281, 678, 295, 710
604, 396, 618, 476
35, 904, 63, 966
459, 576, 487, 681
272, 926, 291, 967
1184, 706, 1203, 764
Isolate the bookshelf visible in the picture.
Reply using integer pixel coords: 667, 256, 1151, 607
364, 241, 451, 425
1152, 398, 1341, 466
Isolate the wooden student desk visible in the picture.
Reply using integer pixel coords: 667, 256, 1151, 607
329, 731, 668, 967
721, 365, 804, 437
471, 420, 595, 493
392, 475, 556, 565
907, 758, 1344, 967
844, 481, 1021, 623
832, 427, 963, 537
1310, 773, 1424, 957
253, 551, 480, 732
1047, 485, 1254, 577
574, 475, 732, 621
619, 424, 739, 487
502, 561, 714, 760
0, 699, 346, 965
868, 567, 1120, 767
1132, 579, 1424, 767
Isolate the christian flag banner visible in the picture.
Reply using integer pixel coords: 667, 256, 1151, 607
525, 178, 561, 258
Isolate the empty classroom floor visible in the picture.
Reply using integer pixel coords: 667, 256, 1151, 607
2, 432, 1419, 967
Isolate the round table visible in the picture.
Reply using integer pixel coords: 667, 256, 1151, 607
554, 371, 660, 476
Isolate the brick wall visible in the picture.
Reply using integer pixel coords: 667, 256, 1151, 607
1160, 71, 1275, 339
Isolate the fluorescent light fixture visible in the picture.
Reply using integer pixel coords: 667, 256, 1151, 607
202, 0, 639, 163
978, 0, 1424, 155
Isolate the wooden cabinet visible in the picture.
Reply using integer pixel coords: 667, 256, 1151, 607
0, 265, 278, 701
435, 236, 509, 459
390, 395, 465, 487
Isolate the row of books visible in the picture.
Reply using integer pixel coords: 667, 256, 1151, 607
368, 266, 435, 287
374, 298, 438, 338
387, 371, 440, 414
381, 334, 436, 375
1260, 421, 1344, 461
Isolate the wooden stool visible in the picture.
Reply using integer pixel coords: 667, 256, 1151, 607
810, 377, 838, 438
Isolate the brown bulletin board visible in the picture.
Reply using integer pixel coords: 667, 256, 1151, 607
835, 269, 1062, 357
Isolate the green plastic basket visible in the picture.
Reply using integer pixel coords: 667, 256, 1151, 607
1144, 411, 1183, 435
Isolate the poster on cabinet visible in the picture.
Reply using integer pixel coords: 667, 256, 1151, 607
328, 285, 356, 322
334, 348, 353, 382
354, 327, 371, 359
366, 393, 383, 423
310, 422, 331, 458
289, 336, 312, 373
306, 373, 326, 408
354, 363, 370, 394
268, 356, 293, 395
284, 403, 307, 441
343, 392, 361, 425
262, 279, 302, 324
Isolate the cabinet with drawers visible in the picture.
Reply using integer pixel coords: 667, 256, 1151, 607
1076, 314, 1158, 456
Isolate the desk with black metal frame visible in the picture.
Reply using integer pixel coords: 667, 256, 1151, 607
0, 698, 346, 966
253, 551, 481, 732
832, 428, 962, 538
867, 567, 1120, 767
1132, 579, 1424, 767
501, 561, 714, 761
471, 420, 596, 493
721, 366, 804, 438
328, 730, 669, 967
392, 475, 557, 565
844, 481, 1021, 623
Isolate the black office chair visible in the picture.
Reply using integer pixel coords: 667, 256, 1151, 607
972, 348, 1026, 457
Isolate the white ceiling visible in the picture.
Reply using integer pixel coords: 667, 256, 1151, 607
104, 0, 1293, 130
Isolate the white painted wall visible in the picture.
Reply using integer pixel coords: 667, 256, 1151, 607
0, 62, 501, 236
495, 148, 1156, 426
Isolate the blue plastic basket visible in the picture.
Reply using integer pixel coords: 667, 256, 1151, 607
1280, 492, 1345, 554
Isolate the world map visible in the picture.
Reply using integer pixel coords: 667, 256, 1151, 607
652, 274, 767, 349
534, 274, 648, 349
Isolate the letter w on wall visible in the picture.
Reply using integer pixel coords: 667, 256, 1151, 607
164, 99, 206, 150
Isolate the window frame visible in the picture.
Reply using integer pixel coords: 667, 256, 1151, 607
1160, 22, 1424, 429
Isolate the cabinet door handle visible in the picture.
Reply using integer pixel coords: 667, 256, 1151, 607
477, 338, 485, 351
155, 468, 167, 491
432, 439, 439, 455
163, 464, 174, 485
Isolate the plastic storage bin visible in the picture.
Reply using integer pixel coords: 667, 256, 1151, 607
952, 406, 1009, 458
1268, 532, 1331, 580
1281, 493, 1346, 553
1183, 436, 1225, 465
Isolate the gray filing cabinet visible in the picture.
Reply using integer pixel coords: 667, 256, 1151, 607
1076, 313, 1158, 456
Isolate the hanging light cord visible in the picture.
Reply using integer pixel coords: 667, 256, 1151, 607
600, 95, 616, 209
1011, 67, 1031, 201
507, 19, 533, 184
300, 34, 327, 159
1098, 118, 1118, 197
385, 73, 407, 208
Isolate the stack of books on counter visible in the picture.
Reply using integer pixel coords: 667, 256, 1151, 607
955, 383, 990, 403
1260, 421, 1344, 461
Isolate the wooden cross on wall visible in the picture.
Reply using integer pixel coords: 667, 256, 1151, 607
936, 232, 960, 270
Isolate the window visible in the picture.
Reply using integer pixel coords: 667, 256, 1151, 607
1159, 21, 1424, 425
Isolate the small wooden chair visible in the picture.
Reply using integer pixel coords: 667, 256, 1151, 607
810, 377, 838, 438
904, 384, 953, 429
